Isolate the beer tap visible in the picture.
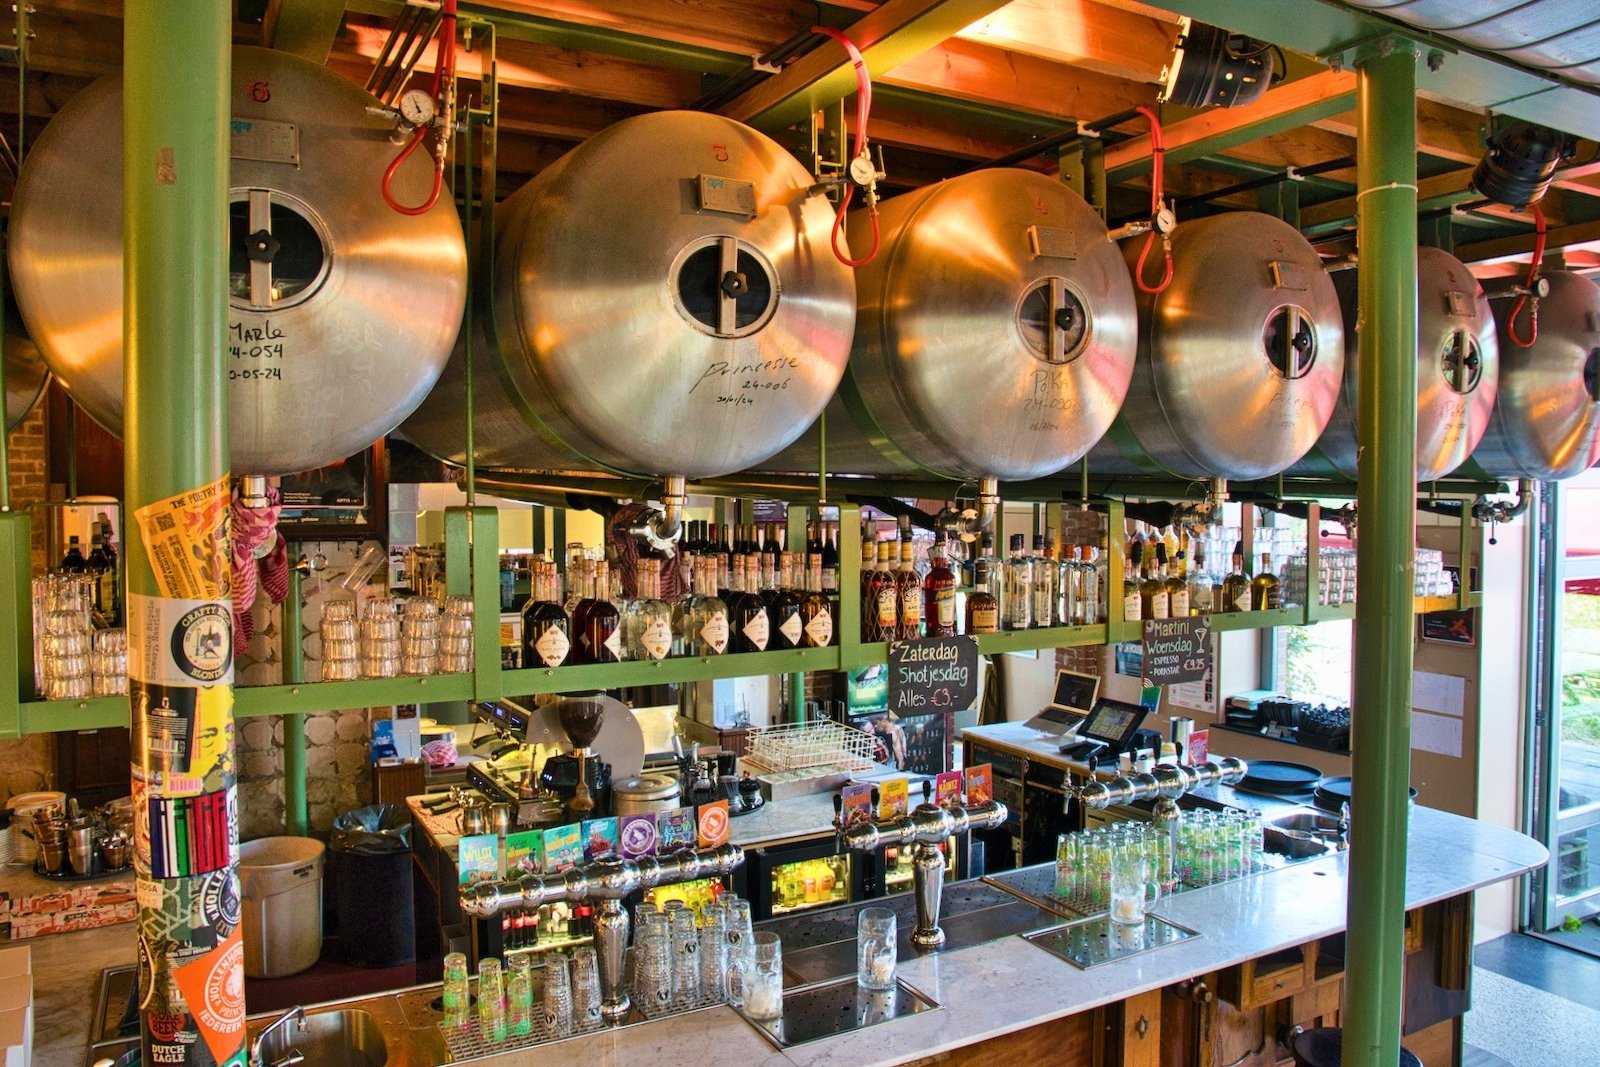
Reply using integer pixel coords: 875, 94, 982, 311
1071, 758, 1247, 888
838, 780, 1006, 948
460, 844, 745, 1022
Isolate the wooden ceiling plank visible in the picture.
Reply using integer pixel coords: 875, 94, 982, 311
955, 0, 1177, 84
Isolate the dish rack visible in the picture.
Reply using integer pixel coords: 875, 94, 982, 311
741, 721, 875, 776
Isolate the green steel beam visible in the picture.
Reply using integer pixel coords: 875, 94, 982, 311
124, 3, 238, 1065
266, 0, 348, 63
282, 559, 308, 836
0, 514, 27, 738
717, 0, 1015, 131
1346, 39, 1419, 1067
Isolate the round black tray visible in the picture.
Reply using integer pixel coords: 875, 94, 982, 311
1239, 759, 1323, 793
33, 861, 132, 881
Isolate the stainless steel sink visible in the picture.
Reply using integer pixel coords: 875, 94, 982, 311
255, 1009, 388, 1067
1272, 812, 1344, 835
1264, 808, 1346, 859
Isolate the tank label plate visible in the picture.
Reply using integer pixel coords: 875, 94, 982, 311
230, 118, 300, 166
1028, 225, 1078, 260
697, 175, 757, 216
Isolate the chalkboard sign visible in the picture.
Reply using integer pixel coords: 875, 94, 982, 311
1141, 616, 1212, 689
888, 636, 979, 714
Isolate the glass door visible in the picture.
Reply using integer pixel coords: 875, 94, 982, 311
1533, 472, 1600, 930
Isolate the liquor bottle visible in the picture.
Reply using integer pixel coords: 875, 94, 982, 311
763, 523, 781, 582
1123, 542, 1143, 623
98, 520, 118, 621
60, 536, 87, 574
579, 561, 622, 664
923, 541, 958, 638
974, 531, 1000, 623
872, 540, 898, 643
1163, 526, 1180, 571
1251, 552, 1281, 610
895, 537, 923, 640
800, 553, 835, 648
770, 552, 804, 650
821, 522, 840, 597
627, 571, 674, 661
1081, 546, 1103, 624
1141, 543, 1169, 620
965, 558, 1000, 634
684, 559, 729, 655
1188, 541, 1215, 615
1166, 548, 1191, 618
729, 555, 770, 653
1003, 534, 1031, 631
87, 529, 114, 619
858, 534, 881, 642
568, 560, 597, 664
1222, 543, 1251, 613
1032, 533, 1057, 628
522, 564, 571, 668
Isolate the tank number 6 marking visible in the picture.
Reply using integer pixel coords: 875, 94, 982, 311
249, 80, 271, 103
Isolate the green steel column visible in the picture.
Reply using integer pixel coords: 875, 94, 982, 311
282, 561, 307, 837
123, 4, 239, 1066
1345, 40, 1419, 1067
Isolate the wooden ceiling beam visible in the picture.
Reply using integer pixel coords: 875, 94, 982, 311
955, 0, 1177, 85
1457, 218, 1600, 266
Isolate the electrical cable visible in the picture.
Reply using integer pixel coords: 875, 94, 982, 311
1508, 202, 1546, 349
1133, 105, 1174, 294
811, 25, 881, 268
382, 0, 457, 216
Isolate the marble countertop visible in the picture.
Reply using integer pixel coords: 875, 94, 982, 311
30, 916, 136, 1067
469, 803, 1545, 1067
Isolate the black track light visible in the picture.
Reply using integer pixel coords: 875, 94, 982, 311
1471, 120, 1574, 209
1159, 18, 1275, 110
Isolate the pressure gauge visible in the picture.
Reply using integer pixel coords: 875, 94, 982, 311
848, 153, 877, 188
399, 89, 436, 127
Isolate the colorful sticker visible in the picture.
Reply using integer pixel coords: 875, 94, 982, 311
582, 817, 618, 862
458, 834, 499, 885
657, 807, 695, 853
935, 770, 963, 810
505, 830, 542, 877
841, 783, 873, 830
171, 929, 246, 1065
540, 823, 583, 872
135, 871, 241, 956
133, 477, 232, 601
128, 594, 234, 687
130, 679, 235, 795
963, 764, 993, 806
878, 778, 909, 821
696, 800, 729, 848
618, 813, 658, 859
148, 787, 236, 879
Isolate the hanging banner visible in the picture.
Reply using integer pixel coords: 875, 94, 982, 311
132, 477, 232, 601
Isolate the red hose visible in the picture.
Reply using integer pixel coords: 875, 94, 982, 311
382, 0, 457, 216
811, 26, 881, 267
1508, 202, 1546, 349
1133, 104, 1173, 294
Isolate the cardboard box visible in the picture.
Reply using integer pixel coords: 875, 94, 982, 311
0, 1005, 27, 1067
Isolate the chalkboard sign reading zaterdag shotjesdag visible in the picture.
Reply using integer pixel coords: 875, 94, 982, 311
1141, 616, 1212, 689
889, 636, 979, 714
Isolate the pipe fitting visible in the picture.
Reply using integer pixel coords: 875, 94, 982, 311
630, 474, 687, 553
1471, 478, 1533, 525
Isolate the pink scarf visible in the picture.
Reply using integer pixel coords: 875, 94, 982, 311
232, 486, 289, 644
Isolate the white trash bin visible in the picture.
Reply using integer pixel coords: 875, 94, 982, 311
239, 836, 324, 978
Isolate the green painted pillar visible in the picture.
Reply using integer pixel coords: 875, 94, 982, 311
282, 562, 308, 837
122, 5, 241, 1065
1345, 40, 1419, 1067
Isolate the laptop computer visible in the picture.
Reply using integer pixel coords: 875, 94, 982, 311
1024, 669, 1101, 735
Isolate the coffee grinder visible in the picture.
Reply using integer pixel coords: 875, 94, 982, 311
539, 695, 614, 818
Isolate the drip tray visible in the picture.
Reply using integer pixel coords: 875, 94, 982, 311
1023, 913, 1199, 969
736, 976, 938, 1049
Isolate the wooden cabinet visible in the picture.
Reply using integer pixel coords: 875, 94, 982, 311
54, 727, 131, 809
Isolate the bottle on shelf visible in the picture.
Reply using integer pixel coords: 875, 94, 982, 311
770, 552, 804, 650
871, 539, 898, 644
522, 562, 571, 668
801, 552, 835, 648
821, 521, 840, 597
1141, 542, 1170, 621
1166, 545, 1191, 618
895, 535, 923, 640
1222, 542, 1251, 613
87, 527, 117, 622
577, 561, 622, 664
1123, 541, 1143, 623
1189, 540, 1215, 615
923, 540, 958, 638
1252, 552, 1281, 610
965, 558, 1000, 634
627, 570, 674, 661
1003, 534, 1031, 631
60, 536, 87, 574
858, 532, 881, 643
681, 558, 729, 655
728, 555, 770, 653
1082, 545, 1104, 624
1032, 532, 1057, 628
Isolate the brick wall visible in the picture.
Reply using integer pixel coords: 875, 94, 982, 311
3, 401, 55, 798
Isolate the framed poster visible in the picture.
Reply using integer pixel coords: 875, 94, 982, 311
275, 440, 388, 539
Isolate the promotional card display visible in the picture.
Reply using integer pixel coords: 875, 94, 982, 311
964, 764, 993, 806
841, 783, 873, 829
582, 818, 618, 862
934, 770, 962, 809
878, 778, 909, 821
657, 807, 696, 853
540, 824, 584, 872
696, 800, 730, 848
458, 835, 500, 885
504, 830, 542, 877
618, 813, 659, 859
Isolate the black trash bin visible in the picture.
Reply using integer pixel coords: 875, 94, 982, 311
327, 804, 415, 967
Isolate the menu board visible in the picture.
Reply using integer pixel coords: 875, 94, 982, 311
1141, 616, 1212, 689
888, 635, 979, 714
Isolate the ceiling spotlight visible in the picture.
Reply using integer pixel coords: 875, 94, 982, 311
1471, 119, 1574, 209
1159, 17, 1275, 110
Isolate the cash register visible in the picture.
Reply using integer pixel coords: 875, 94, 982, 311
1058, 697, 1150, 766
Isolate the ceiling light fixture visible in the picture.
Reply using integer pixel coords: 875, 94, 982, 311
1159, 17, 1276, 110
1471, 119, 1573, 209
